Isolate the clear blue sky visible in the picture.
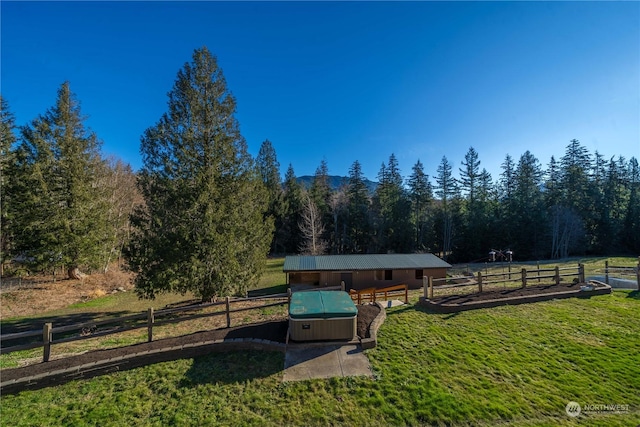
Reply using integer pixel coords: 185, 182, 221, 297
2, 1, 639, 183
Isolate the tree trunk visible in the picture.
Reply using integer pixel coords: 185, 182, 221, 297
68, 266, 86, 280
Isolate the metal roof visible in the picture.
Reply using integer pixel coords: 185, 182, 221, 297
283, 254, 451, 272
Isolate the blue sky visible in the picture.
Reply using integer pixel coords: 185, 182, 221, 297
2, 1, 639, 183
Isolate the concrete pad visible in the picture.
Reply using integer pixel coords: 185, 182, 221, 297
378, 299, 405, 308
283, 344, 373, 381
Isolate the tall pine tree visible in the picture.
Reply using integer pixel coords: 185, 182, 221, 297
256, 139, 285, 254
12, 83, 110, 278
127, 47, 272, 301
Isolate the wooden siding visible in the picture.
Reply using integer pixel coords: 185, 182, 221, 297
288, 268, 448, 290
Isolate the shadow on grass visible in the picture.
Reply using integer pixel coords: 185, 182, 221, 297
1, 311, 134, 335
180, 350, 284, 387
248, 283, 288, 297
626, 290, 640, 300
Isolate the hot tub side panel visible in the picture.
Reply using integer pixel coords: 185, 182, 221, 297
289, 316, 357, 341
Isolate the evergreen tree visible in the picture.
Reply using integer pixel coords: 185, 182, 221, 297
256, 139, 285, 254
281, 164, 304, 254
372, 154, 412, 253
309, 159, 333, 248
458, 147, 489, 260
346, 160, 371, 253
407, 160, 433, 252
512, 151, 546, 259
0, 97, 17, 271
435, 156, 458, 260
0, 96, 16, 183
12, 82, 110, 278
497, 154, 517, 250
127, 47, 272, 301
623, 157, 640, 252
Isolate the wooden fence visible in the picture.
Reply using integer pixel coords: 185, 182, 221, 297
423, 264, 585, 299
604, 258, 640, 286
0, 293, 290, 363
349, 283, 409, 305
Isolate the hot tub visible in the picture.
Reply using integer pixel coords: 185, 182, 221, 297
289, 291, 357, 341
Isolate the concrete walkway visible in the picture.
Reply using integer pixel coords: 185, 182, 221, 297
283, 344, 373, 381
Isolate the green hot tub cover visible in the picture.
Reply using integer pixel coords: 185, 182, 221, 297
289, 291, 357, 319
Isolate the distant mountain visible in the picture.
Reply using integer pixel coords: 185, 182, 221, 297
296, 175, 378, 194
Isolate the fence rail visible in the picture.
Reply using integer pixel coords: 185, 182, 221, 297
423, 264, 586, 299
0, 293, 290, 362
604, 258, 640, 285
349, 283, 409, 305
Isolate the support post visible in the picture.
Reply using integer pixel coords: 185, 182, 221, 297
428, 276, 433, 299
43, 323, 52, 362
537, 261, 540, 283
423, 276, 428, 299
147, 307, 154, 342
477, 272, 483, 293
508, 263, 512, 280
341, 281, 345, 292
521, 268, 527, 288
578, 264, 585, 284
605, 260, 609, 285
555, 266, 560, 285
226, 296, 231, 328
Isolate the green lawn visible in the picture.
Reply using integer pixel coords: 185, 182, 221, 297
2, 287, 638, 426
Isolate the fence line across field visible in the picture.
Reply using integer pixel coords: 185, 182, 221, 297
1, 292, 290, 362
423, 264, 587, 300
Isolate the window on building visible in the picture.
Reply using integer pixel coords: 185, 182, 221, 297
385, 270, 393, 280
415, 269, 424, 280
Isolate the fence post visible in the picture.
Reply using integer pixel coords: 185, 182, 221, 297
555, 266, 560, 285
578, 264, 585, 283
404, 284, 408, 304
605, 260, 609, 285
428, 276, 433, 299
521, 268, 527, 288
477, 272, 483, 293
423, 276, 427, 299
508, 263, 512, 280
537, 261, 540, 283
225, 296, 231, 328
637, 257, 640, 288
43, 323, 52, 362
147, 307, 154, 342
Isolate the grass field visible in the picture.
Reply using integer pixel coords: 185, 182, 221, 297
1, 257, 638, 426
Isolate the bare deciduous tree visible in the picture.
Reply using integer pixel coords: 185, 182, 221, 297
298, 191, 327, 255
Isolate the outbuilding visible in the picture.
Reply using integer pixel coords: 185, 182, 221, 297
283, 253, 451, 291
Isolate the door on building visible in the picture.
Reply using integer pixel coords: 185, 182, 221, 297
340, 272, 353, 291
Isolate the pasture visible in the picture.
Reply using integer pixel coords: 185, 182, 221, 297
1, 257, 638, 426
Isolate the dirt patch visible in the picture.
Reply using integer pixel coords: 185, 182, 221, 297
421, 281, 611, 313
1, 266, 134, 319
357, 303, 381, 339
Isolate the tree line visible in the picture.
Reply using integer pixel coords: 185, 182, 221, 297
259, 142, 639, 263
2, 46, 638, 302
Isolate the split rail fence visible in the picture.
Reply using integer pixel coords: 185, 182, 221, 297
603, 258, 640, 286
423, 264, 586, 299
1, 293, 290, 363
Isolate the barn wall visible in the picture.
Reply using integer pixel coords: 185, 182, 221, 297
289, 268, 449, 290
